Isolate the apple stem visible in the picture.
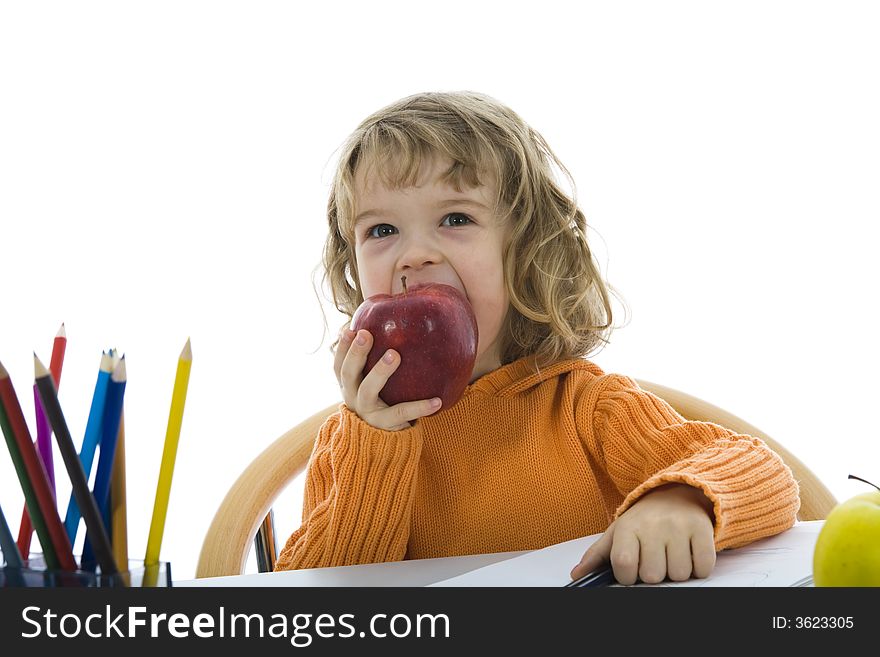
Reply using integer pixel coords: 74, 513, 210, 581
401, 275, 407, 294
848, 474, 880, 492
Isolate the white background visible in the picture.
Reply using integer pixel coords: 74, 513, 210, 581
1, 1, 878, 582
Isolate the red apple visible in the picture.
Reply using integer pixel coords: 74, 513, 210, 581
350, 277, 479, 410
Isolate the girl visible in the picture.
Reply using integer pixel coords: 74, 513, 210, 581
275, 91, 799, 585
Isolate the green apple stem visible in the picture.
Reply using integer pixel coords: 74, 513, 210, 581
848, 474, 880, 492
401, 275, 407, 294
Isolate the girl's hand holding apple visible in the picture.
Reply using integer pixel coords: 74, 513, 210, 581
334, 326, 442, 431
335, 279, 478, 430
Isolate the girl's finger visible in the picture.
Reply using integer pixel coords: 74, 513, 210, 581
690, 530, 717, 579
571, 522, 614, 580
357, 349, 402, 406
665, 538, 693, 582
608, 528, 641, 585
333, 327, 355, 385
370, 397, 443, 430
636, 536, 666, 585
339, 329, 372, 398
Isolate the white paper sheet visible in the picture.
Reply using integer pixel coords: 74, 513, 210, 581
429, 520, 823, 587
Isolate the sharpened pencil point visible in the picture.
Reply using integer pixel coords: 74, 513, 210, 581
34, 353, 50, 379
112, 356, 127, 383
181, 337, 192, 361
0, 361, 7, 378
99, 351, 114, 372
57, 323, 66, 338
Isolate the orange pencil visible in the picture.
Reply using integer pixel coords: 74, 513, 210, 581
110, 411, 128, 570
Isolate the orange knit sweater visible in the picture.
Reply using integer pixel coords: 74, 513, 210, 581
275, 357, 800, 571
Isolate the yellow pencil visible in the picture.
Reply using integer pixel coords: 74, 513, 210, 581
145, 338, 192, 568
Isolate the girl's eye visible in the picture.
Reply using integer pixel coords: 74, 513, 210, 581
441, 212, 473, 227
367, 223, 398, 239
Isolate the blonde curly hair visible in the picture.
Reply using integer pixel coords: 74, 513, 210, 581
322, 91, 617, 367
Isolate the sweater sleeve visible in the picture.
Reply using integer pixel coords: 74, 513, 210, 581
582, 374, 800, 550
274, 405, 423, 570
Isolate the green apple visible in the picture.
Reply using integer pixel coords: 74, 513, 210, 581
813, 476, 880, 587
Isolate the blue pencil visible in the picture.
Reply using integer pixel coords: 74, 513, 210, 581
1, 503, 26, 586
1, 503, 24, 568
82, 356, 126, 570
35, 354, 118, 577
63, 351, 113, 544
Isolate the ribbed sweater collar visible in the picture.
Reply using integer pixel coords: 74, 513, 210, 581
463, 356, 605, 398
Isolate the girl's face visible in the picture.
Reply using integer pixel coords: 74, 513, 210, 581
352, 156, 509, 381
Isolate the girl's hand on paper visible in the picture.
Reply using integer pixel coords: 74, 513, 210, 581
335, 326, 441, 431
570, 484, 716, 585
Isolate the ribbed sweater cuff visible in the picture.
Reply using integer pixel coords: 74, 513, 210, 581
615, 436, 800, 550
317, 407, 423, 564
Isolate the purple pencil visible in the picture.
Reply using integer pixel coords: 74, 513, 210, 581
17, 323, 66, 556
33, 386, 55, 490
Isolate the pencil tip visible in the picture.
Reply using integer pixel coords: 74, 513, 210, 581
181, 337, 192, 360
0, 361, 7, 378
100, 351, 114, 371
34, 353, 49, 378
112, 356, 128, 382
57, 323, 66, 338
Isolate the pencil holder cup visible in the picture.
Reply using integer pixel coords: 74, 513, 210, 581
1, 555, 172, 588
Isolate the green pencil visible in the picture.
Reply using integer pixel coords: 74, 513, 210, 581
0, 363, 60, 570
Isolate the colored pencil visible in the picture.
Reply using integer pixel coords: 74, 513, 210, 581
564, 566, 614, 587
1, 401, 54, 570
145, 338, 192, 566
110, 410, 128, 571
18, 323, 66, 555
34, 355, 118, 576
1, 503, 26, 586
49, 324, 67, 383
1, 503, 24, 568
33, 388, 55, 490
0, 360, 76, 572
82, 356, 126, 570
18, 386, 53, 556
63, 350, 113, 544
36, 323, 65, 490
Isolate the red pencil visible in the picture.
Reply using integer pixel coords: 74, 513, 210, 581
17, 323, 67, 556
49, 323, 66, 385
0, 360, 76, 572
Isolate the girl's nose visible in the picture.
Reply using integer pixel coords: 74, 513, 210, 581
397, 236, 443, 271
